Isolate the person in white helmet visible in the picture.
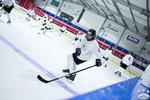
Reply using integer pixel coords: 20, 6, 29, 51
59, 25, 66, 36
114, 52, 134, 77
62, 29, 102, 82
42, 18, 53, 34
38, 15, 53, 34
26, 7, 36, 21
141, 64, 150, 88
0, 0, 16, 23
38, 14, 48, 34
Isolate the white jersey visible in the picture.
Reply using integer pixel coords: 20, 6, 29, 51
103, 49, 112, 58
122, 54, 134, 66
47, 22, 53, 29
75, 35, 102, 61
141, 64, 150, 88
2, 0, 15, 7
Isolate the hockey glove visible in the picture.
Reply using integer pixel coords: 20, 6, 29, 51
75, 37, 79, 41
75, 48, 81, 56
103, 56, 108, 61
96, 59, 102, 67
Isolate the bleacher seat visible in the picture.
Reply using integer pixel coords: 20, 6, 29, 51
31, 3, 36, 9
112, 49, 119, 57
66, 25, 79, 35
34, 8, 41, 15
73, 29, 79, 35
39, 11, 45, 17
101, 43, 109, 50
53, 19, 64, 27
18, 0, 26, 7
96, 40, 102, 48
24, 2, 31, 10
119, 52, 126, 59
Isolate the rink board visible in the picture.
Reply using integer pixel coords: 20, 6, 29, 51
67, 77, 149, 100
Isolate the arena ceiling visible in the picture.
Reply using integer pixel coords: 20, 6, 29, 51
64, 0, 150, 41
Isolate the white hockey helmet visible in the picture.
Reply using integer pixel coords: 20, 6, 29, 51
44, 14, 48, 19
49, 18, 53, 22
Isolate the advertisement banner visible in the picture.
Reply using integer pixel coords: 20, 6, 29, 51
126, 35, 140, 45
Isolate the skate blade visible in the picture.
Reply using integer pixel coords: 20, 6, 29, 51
64, 77, 73, 84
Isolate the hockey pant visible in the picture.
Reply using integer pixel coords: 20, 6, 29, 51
66, 54, 77, 73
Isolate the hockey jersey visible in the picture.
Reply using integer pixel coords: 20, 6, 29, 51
75, 35, 102, 61
46, 21, 53, 29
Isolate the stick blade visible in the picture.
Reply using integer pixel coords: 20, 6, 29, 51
37, 75, 50, 83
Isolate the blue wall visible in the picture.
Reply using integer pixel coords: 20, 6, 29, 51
68, 77, 140, 100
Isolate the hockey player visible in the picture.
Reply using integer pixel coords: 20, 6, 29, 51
59, 25, 66, 35
0, 0, 16, 23
62, 29, 102, 82
141, 64, 150, 88
42, 18, 53, 34
38, 15, 53, 34
114, 52, 134, 77
102, 46, 112, 67
47, 19, 53, 30
0, 0, 2, 8
26, 7, 36, 21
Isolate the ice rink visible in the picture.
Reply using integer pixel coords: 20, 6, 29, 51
0, 8, 135, 100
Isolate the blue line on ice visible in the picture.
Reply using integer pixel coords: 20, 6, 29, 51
0, 34, 79, 96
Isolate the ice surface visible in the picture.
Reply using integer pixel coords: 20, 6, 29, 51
0, 8, 132, 100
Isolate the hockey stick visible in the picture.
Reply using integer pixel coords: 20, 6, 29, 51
127, 65, 132, 79
37, 64, 96, 83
